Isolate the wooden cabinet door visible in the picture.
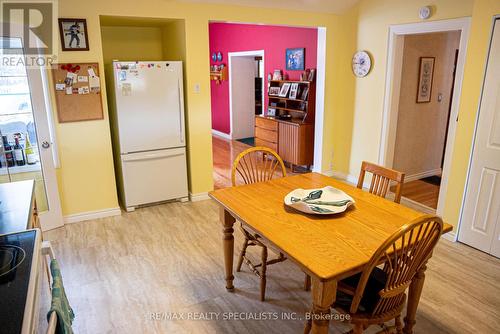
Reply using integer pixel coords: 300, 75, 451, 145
278, 122, 298, 164
278, 122, 313, 166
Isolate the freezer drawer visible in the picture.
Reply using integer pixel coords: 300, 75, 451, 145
120, 148, 188, 208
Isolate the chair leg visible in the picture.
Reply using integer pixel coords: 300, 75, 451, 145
304, 273, 311, 291
353, 323, 363, 334
260, 246, 268, 301
236, 237, 249, 272
395, 315, 403, 334
303, 315, 312, 334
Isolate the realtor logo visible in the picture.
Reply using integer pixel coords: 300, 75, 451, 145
1, 1, 53, 55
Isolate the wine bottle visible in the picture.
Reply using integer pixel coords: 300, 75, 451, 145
2, 135, 15, 167
14, 134, 26, 166
24, 133, 37, 165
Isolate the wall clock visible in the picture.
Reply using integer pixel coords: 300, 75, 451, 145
352, 50, 372, 77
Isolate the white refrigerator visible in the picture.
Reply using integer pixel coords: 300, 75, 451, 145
109, 61, 188, 211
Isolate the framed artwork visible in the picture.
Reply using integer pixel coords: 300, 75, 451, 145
279, 83, 291, 97
289, 83, 299, 99
286, 48, 305, 71
300, 86, 309, 100
58, 18, 89, 51
416, 57, 435, 103
272, 69, 282, 81
269, 86, 280, 95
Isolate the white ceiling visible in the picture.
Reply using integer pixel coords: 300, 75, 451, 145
178, 0, 360, 14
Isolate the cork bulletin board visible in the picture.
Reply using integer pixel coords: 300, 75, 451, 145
51, 62, 103, 123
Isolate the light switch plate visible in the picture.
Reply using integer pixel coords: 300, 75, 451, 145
194, 83, 200, 93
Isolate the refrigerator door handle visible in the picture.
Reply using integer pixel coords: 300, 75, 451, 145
122, 152, 184, 162
178, 80, 184, 144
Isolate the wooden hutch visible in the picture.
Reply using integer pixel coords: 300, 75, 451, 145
255, 79, 315, 170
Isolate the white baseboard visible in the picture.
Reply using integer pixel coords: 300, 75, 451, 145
320, 170, 334, 177
212, 129, 231, 140
189, 192, 210, 202
64, 207, 122, 224
405, 169, 442, 183
322, 170, 360, 185
441, 231, 457, 242
329, 170, 348, 180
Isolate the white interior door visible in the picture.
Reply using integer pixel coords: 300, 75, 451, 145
458, 18, 500, 257
230, 56, 256, 140
0, 33, 63, 231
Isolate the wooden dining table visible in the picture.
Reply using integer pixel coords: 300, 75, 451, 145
209, 172, 452, 334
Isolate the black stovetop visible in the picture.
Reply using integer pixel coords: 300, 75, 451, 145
0, 230, 36, 334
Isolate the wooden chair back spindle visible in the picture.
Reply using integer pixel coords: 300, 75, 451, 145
357, 161, 405, 203
231, 147, 287, 186
349, 215, 443, 316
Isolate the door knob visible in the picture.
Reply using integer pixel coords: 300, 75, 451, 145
41, 141, 50, 149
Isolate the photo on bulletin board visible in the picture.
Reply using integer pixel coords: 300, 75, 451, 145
286, 48, 305, 71
58, 18, 90, 51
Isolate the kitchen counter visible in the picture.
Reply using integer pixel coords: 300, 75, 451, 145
0, 180, 35, 235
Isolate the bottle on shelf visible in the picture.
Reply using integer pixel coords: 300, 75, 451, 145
2, 135, 15, 167
24, 133, 37, 165
13, 133, 26, 166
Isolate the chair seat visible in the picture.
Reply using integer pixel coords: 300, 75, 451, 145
335, 267, 387, 314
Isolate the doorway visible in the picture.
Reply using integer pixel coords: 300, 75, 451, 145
0, 34, 63, 230
380, 18, 470, 218
228, 50, 264, 142
209, 22, 326, 189
389, 31, 460, 210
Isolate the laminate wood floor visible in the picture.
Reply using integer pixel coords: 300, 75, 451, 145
39, 200, 500, 334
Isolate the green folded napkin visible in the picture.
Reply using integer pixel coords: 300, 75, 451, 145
47, 259, 75, 334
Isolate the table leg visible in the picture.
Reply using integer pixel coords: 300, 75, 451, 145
220, 207, 236, 291
404, 263, 427, 334
308, 277, 336, 334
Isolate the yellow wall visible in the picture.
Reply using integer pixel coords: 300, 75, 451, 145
54, 0, 357, 215
348, 0, 474, 179
100, 26, 165, 64
349, 0, 500, 230
53, 0, 499, 234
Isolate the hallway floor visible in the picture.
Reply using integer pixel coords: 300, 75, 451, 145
392, 178, 440, 209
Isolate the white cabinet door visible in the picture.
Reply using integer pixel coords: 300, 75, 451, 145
458, 19, 500, 258
121, 148, 188, 209
114, 62, 185, 153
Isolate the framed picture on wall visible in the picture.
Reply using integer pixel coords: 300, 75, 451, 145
416, 57, 435, 103
58, 18, 90, 51
286, 48, 305, 70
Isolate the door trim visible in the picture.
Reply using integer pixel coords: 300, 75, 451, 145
379, 18, 471, 229
1, 23, 64, 231
27, 63, 64, 231
457, 15, 500, 242
228, 50, 265, 139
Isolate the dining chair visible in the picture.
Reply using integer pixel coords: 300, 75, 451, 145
357, 161, 405, 203
304, 214, 443, 334
232, 146, 308, 301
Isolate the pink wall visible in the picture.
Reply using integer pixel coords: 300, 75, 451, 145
209, 23, 318, 135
